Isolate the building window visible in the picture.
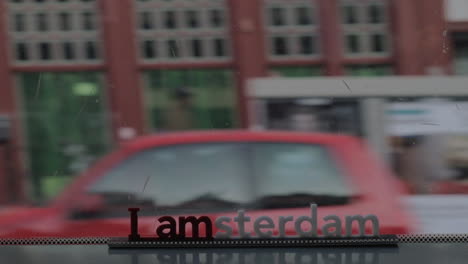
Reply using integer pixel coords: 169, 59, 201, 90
191, 39, 203, 57
63, 42, 75, 60
213, 38, 226, 57
452, 32, 468, 75
140, 11, 155, 30
85, 41, 98, 60
370, 33, 385, 52
14, 13, 26, 32
82, 12, 95, 30
209, 9, 224, 27
185, 10, 200, 28
340, 0, 390, 57
36, 13, 49, 31
299, 35, 316, 55
273, 36, 288, 55
16, 42, 28, 61
164, 11, 177, 29
295, 7, 314, 25
167, 39, 180, 58
264, 0, 320, 59
342, 5, 359, 24
59, 12, 73, 31
368, 4, 385, 24
136, 0, 231, 62
38, 42, 52, 60
19, 72, 110, 200
142, 40, 156, 58
7, 0, 103, 64
270, 7, 286, 26
143, 69, 237, 131
345, 34, 361, 53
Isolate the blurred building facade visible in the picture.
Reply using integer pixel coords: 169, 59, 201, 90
0, 0, 466, 203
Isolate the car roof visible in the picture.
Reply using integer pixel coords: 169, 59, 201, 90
122, 130, 358, 152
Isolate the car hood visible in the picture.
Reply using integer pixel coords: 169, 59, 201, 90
0, 206, 62, 238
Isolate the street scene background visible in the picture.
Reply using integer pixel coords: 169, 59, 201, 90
0, 0, 468, 236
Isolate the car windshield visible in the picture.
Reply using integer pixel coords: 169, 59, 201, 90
1, 0, 468, 259
87, 143, 353, 211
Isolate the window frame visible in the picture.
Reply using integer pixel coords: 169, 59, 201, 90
6, 0, 103, 65
340, 0, 391, 58
263, 0, 321, 61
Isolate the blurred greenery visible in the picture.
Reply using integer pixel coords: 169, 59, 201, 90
271, 66, 323, 77
345, 65, 393, 76
20, 72, 111, 201
42, 175, 73, 201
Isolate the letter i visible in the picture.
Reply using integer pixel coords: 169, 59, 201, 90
128, 208, 141, 241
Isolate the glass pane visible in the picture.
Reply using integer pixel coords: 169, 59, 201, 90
89, 143, 253, 206
368, 4, 384, 24
191, 39, 203, 57
272, 36, 288, 55
140, 11, 154, 29
14, 13, 26, 32
85, 41, 98, 59
88, 143, 351, 209
63, 42, 75, 60
142, 40, 156, 58
253, 143, 351, 197
209, 9, 224, 27
167, 39, 180, 58
36, 13, 48, 31
342, 5, 358, 24
20, 72, 110, 201
38, 42, 52, 60
185, 10, 200, 28
270, 7, 286, 26
299, 35, 316, 55
15, 42, 28, 61
370, 33, 385, 52
213, 38, 226, 57
82, 12, 95, 30
346, 34, 361, 53
59, 12, 72, 31
453, 32, 468, 75
144, 69, 237, 131
295, 7, 313, 25
164, 10, 177, 29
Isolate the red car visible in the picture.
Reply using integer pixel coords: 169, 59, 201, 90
0, 131, 413, 238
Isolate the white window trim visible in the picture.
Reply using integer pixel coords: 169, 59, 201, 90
6, 0, 103, 65
135, 0, 231, 63
263, 0, 321, 60
340, 0, 391, 58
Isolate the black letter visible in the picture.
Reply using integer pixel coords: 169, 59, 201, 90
157, 216, 177, 239
179, 216, 213, 238
128, 208, 140, 241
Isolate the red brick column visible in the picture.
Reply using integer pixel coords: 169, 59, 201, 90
228, 0, 268, 128
100, 0, 146, 142
0, 1, 26, 204
392, 0, 450, 75
419, 0, 451, 75
392, 0, 424, 75
319, 0, 343, 76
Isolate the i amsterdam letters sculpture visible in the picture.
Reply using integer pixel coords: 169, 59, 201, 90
127, 204, 381, 241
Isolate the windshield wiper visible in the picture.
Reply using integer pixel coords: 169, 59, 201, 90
250, 193, 351, 209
